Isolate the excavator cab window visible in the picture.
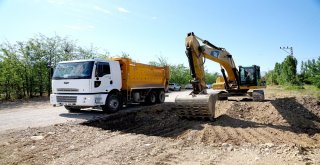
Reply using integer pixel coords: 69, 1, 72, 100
239, 66, 257, 86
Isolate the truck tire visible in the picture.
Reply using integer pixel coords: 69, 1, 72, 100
146, 91, 157, 105
156, 90, 165, 103
102, 94, 122, 113
64, 106, 81, 113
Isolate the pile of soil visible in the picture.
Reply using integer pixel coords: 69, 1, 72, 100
0, 95, 319, 164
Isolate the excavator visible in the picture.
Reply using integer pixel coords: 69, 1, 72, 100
175, 32, 266, 120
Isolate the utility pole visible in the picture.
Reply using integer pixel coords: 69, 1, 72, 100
280, 46, 293, 56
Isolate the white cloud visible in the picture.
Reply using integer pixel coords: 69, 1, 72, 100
117, 7, 130, 13
64, 24, 95, 30
93, 5, 111, 14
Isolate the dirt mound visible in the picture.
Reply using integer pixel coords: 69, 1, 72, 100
84, 103, 200, 137
183, 96, 320, 146
84, 96, 320, 147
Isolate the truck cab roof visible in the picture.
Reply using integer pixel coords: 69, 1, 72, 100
58, 58, 109, 64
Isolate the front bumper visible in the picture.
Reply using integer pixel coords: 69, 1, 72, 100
50, 93, 107, 107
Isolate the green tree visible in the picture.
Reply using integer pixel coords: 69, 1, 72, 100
0, 33, 104, 100
205, 71, 219, 84
274, 62, 282, 85
281, 55, 298, 85
149, 56, 168, 67
0, 45, 25, 100
118, 52, 130, 58
301, 57, 320, 88
94, 50, 111, 59
169, 64, 191, 85
267, 56, 298, 86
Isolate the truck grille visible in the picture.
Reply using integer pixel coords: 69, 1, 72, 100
56, 96, 77, 103
57, 88, 79, 92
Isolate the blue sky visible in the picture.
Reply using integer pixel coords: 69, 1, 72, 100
0, 0, 319, 73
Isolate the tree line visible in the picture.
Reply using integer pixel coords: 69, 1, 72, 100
0, 34, 108, 100
149, 56, 219, 86
264, 55, 320, 88
0, 34, 218, 101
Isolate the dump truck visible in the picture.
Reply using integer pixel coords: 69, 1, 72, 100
50, 58, 170, 113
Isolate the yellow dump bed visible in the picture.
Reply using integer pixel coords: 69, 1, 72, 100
113, 58, 170, 91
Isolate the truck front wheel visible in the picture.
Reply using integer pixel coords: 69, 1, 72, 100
102, 94, 122, 113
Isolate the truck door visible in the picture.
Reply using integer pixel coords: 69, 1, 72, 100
93, 62, 113, 93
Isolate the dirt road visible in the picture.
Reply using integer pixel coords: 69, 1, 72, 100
0, 99, 107, 133
0, 88, 320, 164
0, 91, 182, 133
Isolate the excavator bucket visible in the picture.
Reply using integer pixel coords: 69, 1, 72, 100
175, 93, 224, 120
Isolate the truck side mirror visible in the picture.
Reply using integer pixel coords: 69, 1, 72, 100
95, 63, 100, 78
50, 68, 54, 77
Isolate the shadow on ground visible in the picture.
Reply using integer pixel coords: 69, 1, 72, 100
270, 97, 320, 135
213, 96, 320, 135
82, 103, 204, 138
59, 104, 145, 121
59, 109, 107, 121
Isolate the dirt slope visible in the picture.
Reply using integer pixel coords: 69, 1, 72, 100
0, 90, 320, 164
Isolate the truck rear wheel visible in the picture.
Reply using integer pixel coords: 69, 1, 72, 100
64, 106, 81, 113
102, 94, 122, 113
156, 90, 165, 103
146, 91, 157, 105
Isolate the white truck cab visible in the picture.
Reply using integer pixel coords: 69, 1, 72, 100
50, 59, 121, 109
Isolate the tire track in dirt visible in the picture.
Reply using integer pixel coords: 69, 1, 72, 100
223, 126, 245, 144
175, 124, 319, 146
248, 128, 275, 143
235, 128, 260, 144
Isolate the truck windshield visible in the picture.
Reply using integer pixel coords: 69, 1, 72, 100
52, 61, 94, 80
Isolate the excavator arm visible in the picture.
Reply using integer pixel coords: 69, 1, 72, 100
185, 32, 239, 93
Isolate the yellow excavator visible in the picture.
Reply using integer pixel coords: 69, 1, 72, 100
175, 32, 266, 120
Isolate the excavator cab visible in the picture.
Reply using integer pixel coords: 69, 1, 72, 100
239, 65, 261, 86
238, 65, 266, 89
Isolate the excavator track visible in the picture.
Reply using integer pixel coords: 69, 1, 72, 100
175, 93, 223, 120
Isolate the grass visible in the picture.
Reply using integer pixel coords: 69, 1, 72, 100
267, 85, 320, 100
283, 85, 305, 90
302, 85, 320, 99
